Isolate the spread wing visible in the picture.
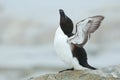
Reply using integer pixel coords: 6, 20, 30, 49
68, 15, 104, 47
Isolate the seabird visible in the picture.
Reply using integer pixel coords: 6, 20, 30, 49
54, 9, 104, 72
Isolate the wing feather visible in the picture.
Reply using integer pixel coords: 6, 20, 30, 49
68, 15, 104, 47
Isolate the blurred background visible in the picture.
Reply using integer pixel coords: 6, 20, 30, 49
0, 0, 120, 80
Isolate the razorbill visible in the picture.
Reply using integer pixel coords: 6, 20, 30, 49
54, 9, 104, 72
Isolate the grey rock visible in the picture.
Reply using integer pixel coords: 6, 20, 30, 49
28, 65, 120, 80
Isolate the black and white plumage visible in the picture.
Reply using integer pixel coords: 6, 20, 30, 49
54, 9, 104, 71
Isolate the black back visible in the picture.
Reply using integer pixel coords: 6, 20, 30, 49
72, 45, 96, 70
59, 9, 74, 37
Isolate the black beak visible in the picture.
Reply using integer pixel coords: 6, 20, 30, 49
59, 9, 65, 17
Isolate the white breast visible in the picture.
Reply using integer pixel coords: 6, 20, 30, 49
54, 27, 73, 67
54, 27, 84, 69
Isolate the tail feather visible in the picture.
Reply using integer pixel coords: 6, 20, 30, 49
83, 63, 97, 70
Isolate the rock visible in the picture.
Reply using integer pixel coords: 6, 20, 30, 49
28, 65, 120, 80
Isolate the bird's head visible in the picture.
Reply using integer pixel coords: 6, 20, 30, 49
59, 9, 74, 37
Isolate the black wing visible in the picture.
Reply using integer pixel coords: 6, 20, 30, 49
72, 45, 96, 70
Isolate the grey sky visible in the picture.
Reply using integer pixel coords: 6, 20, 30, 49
0, 0, 119, 25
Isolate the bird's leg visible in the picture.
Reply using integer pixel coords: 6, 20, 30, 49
59, 68, 74, 73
